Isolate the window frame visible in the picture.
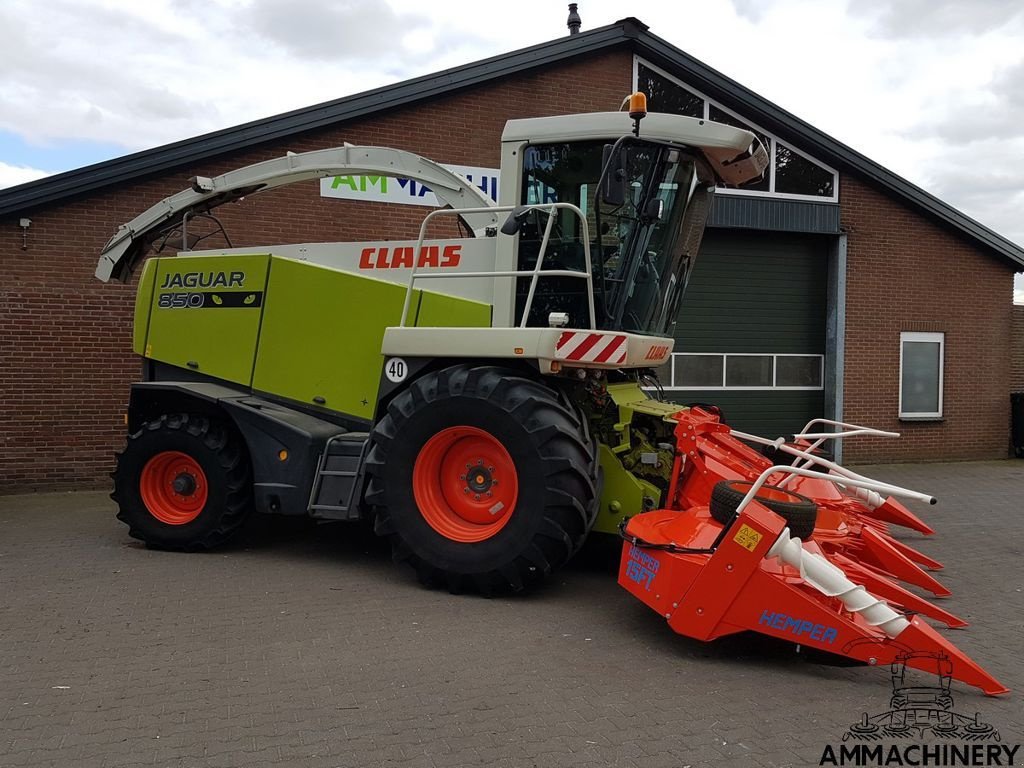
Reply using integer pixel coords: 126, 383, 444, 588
898, 332, 944, 419
633, 56, 840, 203
655, 352, 825, 391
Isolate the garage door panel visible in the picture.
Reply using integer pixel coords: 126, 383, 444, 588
679, 391, 826, 441
664, 229, 830, 438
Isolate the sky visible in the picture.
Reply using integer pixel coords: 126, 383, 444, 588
1, 0, 1022, 299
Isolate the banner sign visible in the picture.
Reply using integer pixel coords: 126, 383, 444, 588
320, 164, 500, 208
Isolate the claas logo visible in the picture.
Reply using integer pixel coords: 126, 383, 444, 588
645, 345, 670, 361
359, 244, 461, 269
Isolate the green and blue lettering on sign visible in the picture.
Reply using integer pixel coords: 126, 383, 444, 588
321, 164, 499, 208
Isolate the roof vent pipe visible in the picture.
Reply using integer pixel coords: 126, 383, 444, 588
567, 3, 581, 35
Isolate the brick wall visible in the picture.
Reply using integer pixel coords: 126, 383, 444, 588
0, 50, 632, 493
1013, 304, 1024, 393
840, 176, 1015, 462
2, 45, 1017, 491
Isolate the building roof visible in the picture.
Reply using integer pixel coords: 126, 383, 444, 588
2, 17, 1022, 268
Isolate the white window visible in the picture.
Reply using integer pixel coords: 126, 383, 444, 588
634, 57, 839, 202
899, 332, 944, 418
654, 353, 824, 391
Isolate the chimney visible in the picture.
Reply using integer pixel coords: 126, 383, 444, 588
567, 3, 581, 35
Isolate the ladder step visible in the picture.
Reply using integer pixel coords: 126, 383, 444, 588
308, 431, 370, 521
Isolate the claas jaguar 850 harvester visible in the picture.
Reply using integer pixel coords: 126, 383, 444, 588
95, 95, 1006, 694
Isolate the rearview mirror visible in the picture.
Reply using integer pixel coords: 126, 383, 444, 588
500, 205, 530, 236
600, 144, 626, 206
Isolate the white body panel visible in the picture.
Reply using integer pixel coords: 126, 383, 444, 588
188, 238, 498, 305
502, 112, 767, 186
382, 327, 673, 374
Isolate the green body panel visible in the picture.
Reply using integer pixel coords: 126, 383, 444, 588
414, 289, 491, 328
592, 443, 661, 535
132, 259, 157, 356
145, 254, 270, 385
605, 381, 683, 451
250, 257, 490, 421
591, 382, 683, 535
139, 252, 490, 421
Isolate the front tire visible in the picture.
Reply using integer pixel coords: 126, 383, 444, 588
111, 413, 253, 550
365, 365, 598, 594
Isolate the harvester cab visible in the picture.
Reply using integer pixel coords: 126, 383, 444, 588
95, 97, 1006, 696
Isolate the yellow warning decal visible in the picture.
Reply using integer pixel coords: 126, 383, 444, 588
734, 524, 763, 552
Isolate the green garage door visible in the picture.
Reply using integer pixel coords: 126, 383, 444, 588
661, 229, 829, 439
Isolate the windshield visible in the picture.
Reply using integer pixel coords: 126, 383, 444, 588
516, 139, 711, 336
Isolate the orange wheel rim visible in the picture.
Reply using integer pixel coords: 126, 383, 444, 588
140, 451, 208, 525
413, 426, 519, 543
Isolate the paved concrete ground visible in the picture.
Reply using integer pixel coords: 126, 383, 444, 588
1, 461, 1022, 768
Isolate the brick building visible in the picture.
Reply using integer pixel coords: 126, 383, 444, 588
1014, 305, 1024, 394
2, 17, 1022, 493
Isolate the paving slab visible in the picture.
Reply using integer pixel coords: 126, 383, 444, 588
0, 460, 1021, 767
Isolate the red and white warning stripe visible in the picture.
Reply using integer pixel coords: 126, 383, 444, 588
554, 331, 628, 364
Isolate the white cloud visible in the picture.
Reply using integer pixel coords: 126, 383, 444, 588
0, 0, 496, 153
0, 161, 51, 188
0, 0, 1021, 263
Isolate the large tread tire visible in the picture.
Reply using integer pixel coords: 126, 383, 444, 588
111, 413, 254, 550
557, 386, 602, 533
365, 365, 598, 594
709, 479, 818, 540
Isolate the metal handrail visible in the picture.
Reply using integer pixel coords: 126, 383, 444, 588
730, 427, 935, 504
795, 418, 900, 440
768, 419, 901, 488
736, 465, 936, 518
398, 203, 595, 329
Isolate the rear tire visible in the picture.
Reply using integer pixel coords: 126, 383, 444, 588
365, 365, 598, 594
111, 413, 253, 550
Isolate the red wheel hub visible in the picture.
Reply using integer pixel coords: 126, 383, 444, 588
413, 426, 519, 543
140, 451, 208, 525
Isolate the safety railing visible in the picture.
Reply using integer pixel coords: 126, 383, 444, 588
730, 421, 934, 506
398, 203, 596, 329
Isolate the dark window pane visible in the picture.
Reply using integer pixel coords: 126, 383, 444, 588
725, 355, 773, 387
775, 356, 822, 387
901, 341, 941, 414
638, 63, 704, 119
708, 105, 770, 192
676, 355, 723, 387
775, 143, 835, 197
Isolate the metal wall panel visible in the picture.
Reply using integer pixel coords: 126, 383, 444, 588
708, 195, 841, 234
666, 230, 830, 439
